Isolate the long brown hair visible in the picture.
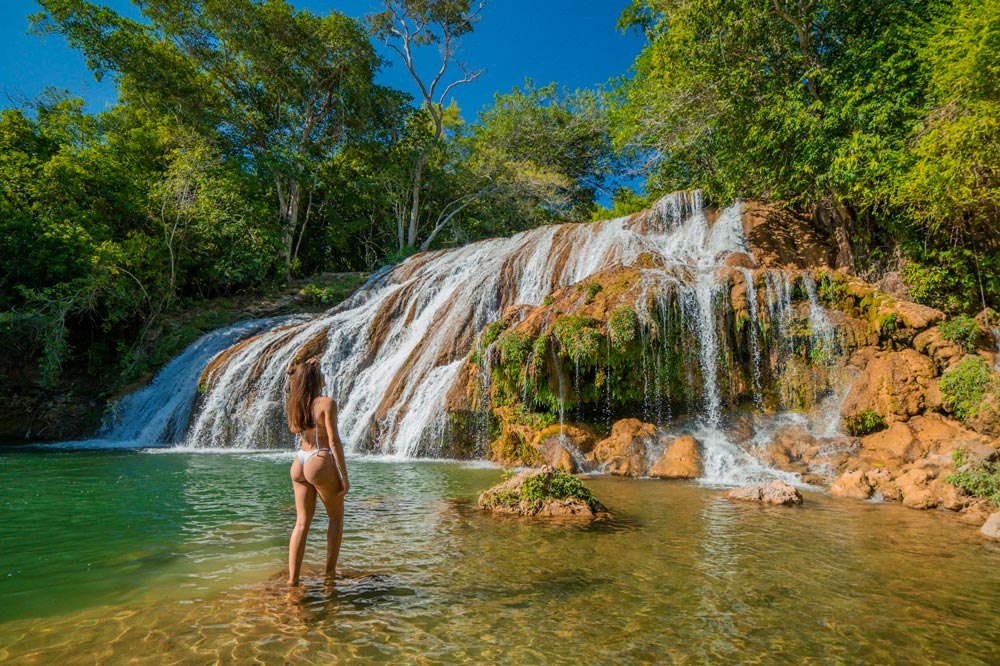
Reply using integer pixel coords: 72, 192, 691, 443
287, 359, 323, 433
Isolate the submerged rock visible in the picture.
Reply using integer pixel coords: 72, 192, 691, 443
649, 435, 704, 479
725, 480, 803, 506
478, 466, 609, 519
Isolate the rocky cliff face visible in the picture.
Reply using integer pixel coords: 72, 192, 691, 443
456, 200, 1000, 526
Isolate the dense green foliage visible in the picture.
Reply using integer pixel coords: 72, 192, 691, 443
616, 0, 1000, 313
939, 356, 995, 421
946, 447, 1000, 506
939, 314, 983, 351
2, 0, 615, 409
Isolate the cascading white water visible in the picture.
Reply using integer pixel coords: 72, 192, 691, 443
739, 268, 764, 408
188, 191, 752, 453
96, 316, 299, 445
93, 190, 860, 485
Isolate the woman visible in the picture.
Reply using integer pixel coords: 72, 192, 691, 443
285, 358, 350, 586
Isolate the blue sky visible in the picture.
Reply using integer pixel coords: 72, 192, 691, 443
0, 0, 645, 121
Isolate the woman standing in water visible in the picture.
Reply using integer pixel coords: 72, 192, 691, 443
286, 358, 349, 586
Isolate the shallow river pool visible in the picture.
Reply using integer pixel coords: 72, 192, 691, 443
1, 447, 999, 665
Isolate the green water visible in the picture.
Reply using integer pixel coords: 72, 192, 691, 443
2, 447, 999, 665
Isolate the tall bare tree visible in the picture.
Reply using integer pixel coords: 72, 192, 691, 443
368, 0, 486, 250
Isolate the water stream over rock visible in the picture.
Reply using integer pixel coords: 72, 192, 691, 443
90, 192, 875, 487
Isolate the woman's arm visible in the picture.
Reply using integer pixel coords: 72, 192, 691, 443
323, 398, 350, 497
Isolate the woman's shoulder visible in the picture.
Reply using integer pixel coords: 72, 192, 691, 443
312, 396, 338, 412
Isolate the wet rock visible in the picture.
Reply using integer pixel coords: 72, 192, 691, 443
841, 349, 938, 425
545, 443, 577, 474
592, 418, 658, 477
534, 423, 598, 456
724, 412, 756, 445
979, 513, 1000, 540
478, 466, 608, 519
724, 252, 756, 269
649, 435, 703, 479
830, 471, 874, 500
725, 480, 803, 506
760, 426, 821, 473
488, 410, 543, 467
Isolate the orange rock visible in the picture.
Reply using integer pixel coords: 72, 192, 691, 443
760, 426, 821, 473
859, 422, 920, 468
912, 327, 966, 372
534, 423, 598, 455
841, 349, 938, 425
725, 480, 803, 505
979, 513, 1000, 540
592, 418, 658, 477
830, 471, 874, 500
649, 435, 703, 479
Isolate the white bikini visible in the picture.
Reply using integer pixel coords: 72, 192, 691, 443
296, 427, 331, 466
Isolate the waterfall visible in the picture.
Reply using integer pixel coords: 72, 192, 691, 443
187, 191, 749, 453
97, 316, 300, 445
88, 190, 859, 487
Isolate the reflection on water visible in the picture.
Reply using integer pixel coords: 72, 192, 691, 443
2, 451, 1000, 664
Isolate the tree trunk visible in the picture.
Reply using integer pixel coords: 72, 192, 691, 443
407, 151, 430, 247
277, 176, 301, 285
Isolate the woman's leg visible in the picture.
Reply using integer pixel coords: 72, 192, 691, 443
304, 452, 345, 578
288, 461, 317, 586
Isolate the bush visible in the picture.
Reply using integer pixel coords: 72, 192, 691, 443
844, 409, 887, 436
608, 304, 638, 351
584, 282, 603, 304
946, 447, 1000, 506
939, 314, 982, 351
552, 314, 603, 364
490, 468, 600, 512
939, 356, 994, 421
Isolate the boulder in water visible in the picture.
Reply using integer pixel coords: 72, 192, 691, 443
545, 443, 577, 474
478, 466, 609, 519
830, 470, 874, 500
649, 435, 703, 479
980, 513, 1000, 540
725, 480, 803, 506
591, 418, 658, 477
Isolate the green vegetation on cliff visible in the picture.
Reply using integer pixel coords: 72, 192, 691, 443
939, 357, 995, 421
946, 447, 1000, 507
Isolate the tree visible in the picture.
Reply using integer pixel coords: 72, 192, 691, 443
367, 0, 486, 250
34, 0, 382, 282
615, 0, 941, 265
